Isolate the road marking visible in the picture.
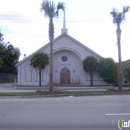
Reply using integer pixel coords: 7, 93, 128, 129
105, 113, 130, 116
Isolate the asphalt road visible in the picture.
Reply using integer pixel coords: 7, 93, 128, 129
0, 95, 130, 130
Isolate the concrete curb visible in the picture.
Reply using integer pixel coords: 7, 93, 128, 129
0, 92, 130, 99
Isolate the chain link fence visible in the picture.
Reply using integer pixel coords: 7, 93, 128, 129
0, 73, 17, 83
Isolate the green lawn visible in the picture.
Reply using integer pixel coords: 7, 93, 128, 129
0, 92, 36, 96
0, 90, 129, 96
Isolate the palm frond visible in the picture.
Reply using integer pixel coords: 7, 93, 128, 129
41, 0, 65, 19
31, 52, 49, 69
117, 13, 122, 24
83, 56, 98, 74
123, 6, 129, 14
110, 6, 129, 27
110, 8, 118, 24
41, 0, 56, 18
122, 6, 129, 21
56, 1, 65, 17
110, 8, 117, 18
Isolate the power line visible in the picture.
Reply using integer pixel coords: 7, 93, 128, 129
0, 14, 105, 22
0, 16, 129, 23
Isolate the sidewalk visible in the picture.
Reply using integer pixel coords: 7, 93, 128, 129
0, 83, 114, 92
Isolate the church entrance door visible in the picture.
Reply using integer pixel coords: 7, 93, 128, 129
60, 68, 70, 84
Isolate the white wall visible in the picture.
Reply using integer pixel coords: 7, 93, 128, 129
18, 34, 107, 86
53, 50, 82, 84
18, 54, 50, 86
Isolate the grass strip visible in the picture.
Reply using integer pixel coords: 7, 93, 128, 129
65, 90, 110, 95
0, 90, 129, 96
0, 92, 37, 96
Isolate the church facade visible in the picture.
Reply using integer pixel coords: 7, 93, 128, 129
17, 32, 108, 86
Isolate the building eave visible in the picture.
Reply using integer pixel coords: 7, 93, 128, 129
16, 32, 103, 66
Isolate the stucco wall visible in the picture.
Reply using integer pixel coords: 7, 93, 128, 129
18, 34, 107, 86
18, 54, 50, 86
53, 50, 82, 84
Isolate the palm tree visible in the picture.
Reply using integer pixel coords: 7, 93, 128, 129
83, 56, 98, 86
110, 6, 129, 90
41, 0, 65, 91
30, 52, 49, 86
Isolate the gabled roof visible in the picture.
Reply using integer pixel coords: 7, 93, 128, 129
16, 33, 103, 66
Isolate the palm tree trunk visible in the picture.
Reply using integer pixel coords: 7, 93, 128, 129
90, 68, 93, 86
39, 67, 41, 87
49, 18, 54, 92
116, 28, 122, 90
90, 73, 93, 86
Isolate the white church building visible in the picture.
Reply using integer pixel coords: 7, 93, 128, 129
17, 19, 108, 87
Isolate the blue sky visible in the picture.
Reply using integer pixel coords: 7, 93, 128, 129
0, 0, 130, 61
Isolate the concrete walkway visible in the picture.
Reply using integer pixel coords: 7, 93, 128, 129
0, 83, 115, 92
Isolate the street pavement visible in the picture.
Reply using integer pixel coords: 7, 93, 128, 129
0, 83, 113, 92
0, 95, 130, 130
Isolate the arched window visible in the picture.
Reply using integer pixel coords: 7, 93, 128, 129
61, 68, 70, 73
